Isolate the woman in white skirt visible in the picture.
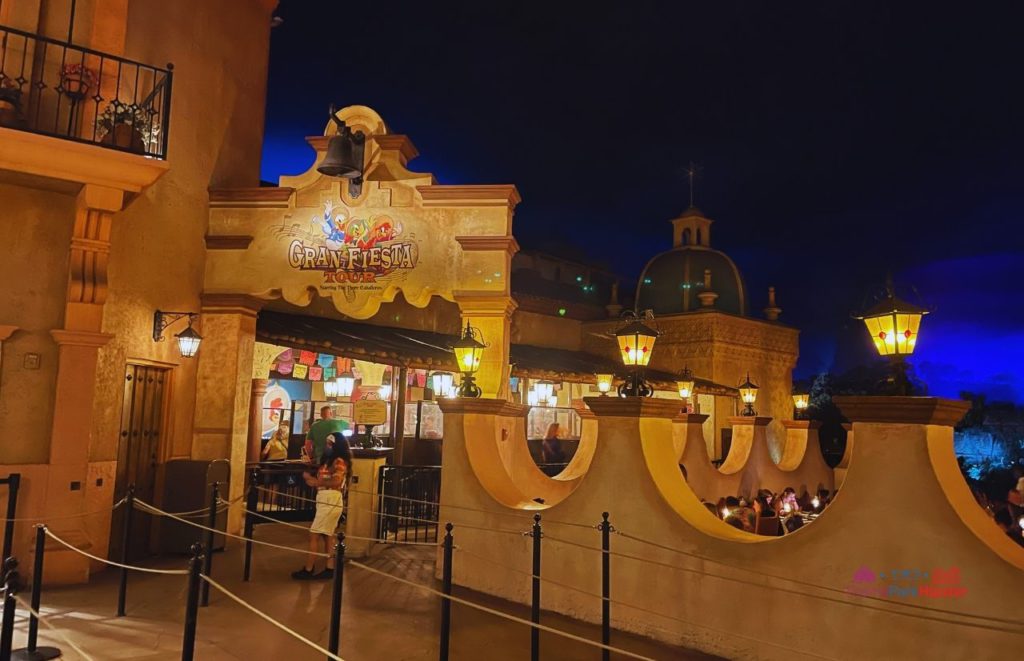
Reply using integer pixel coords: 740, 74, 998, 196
292, 434, 352, 580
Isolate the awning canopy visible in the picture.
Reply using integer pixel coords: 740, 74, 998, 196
256, 311, 737, 396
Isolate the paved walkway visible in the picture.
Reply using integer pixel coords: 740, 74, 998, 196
11, 525, 721, 660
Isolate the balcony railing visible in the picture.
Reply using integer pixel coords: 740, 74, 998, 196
0, 24, 172, 159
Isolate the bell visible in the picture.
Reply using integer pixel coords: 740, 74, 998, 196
318, 128, 363, 178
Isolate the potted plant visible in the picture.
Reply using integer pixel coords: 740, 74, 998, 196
60, 63, 98, 100
98, 104, 150, 153
0, 79, 24, 127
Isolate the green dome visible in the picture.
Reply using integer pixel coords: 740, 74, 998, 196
635, 246, 747, 316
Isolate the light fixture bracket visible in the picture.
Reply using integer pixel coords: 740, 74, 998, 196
153, 310, 198, 342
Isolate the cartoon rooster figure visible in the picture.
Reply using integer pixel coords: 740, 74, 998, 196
318, 199, 348, 249
362, 215, 403, 248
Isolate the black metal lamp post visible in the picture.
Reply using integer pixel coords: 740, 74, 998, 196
615, 311, 658, 398
854, 277, 928, 396
739, 373, 759, 416
452, 322, 486, 398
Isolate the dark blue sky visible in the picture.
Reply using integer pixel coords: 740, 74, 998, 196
260, 1, 1024, 403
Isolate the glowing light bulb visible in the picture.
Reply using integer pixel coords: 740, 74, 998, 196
811, 497, 820, 509
721, 507, 730, 518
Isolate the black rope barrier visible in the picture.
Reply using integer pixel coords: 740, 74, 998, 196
200, 481, 219, 607
10, 524, 60, 660
439, 523, 453, 661
2, 473, 20, 562
116, 484, 135, 617
328, 532, 346, 660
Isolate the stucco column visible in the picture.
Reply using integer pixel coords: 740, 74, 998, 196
454, 293, 515, 400
41, 185, 121, 582
722, 416, 774, 500
246, 378, 269, 463
192, 294, 262, 534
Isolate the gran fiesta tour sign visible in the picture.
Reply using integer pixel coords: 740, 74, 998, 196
285, 200, 419, 290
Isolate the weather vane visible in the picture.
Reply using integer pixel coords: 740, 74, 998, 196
684, 161, 703, 208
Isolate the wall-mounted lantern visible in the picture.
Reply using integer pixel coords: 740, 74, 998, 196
153, 311, 202, 358
792, 393, 810, 419
677, 366, 696, 412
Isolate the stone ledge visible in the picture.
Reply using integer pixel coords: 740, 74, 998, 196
674, 413, 710, 424
833, 396, 970, 427
582, 396, 681, 418
782, 419, 822, 430
729, 415, 772, 426
437, 397, 527, 417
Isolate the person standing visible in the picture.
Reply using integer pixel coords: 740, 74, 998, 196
292, 434, 353, 579
304, 406, 349, 463
261, 422, 290, 461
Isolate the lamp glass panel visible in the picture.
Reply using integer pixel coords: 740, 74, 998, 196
617, 331, 656, 366
677, 379, 695, 399
740, 385, 758, 404
894, 312, 923, 355
454, 345, 482, 374
596, 373, 613, 393
863, 314, 897, 356
792, 394, 809, 410
176, 332, 201, 358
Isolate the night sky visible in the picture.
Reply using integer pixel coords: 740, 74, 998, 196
260, 2, 1024, 403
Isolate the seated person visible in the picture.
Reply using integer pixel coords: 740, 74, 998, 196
724, 516, 746, 531
778, 487, 801, 515
724, 496, 755, 532
994, 509, 1024, 548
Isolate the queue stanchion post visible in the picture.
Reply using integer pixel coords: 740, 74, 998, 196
530, 514, 542, 661
200, 481, 218, 607
117, 484, 135, 617
327, 531, 345, 660
11, 525, 61, 660
599, 512, 612, 661
243, 469, 259, 582
439, 523, 453, 661
0, 557, 23, 659
3, 473, 20, 562
181, 543, 203, 661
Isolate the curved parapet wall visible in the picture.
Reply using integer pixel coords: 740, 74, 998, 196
440, 394, 1024, 660
676, 414, 739, 501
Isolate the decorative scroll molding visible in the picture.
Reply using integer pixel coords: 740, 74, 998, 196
205, 235, 254, 250
417, 185, 521, 209
208, 188, 294, 208
455, 235, 521, 255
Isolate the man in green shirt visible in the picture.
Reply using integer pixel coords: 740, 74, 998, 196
304, 406, 349, 463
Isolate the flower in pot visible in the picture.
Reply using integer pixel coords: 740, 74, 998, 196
98, 104, 150, 153
0, 79, 24, 127
60, 63, 98, 100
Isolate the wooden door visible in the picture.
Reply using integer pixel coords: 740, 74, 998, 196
109, 364, 168, 561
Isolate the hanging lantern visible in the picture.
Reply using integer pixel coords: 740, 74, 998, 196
175, 325, 202, 359
534, 380, 555, 401
323, 379, 341, 399
451, 322, 486, 398
739, 373, 759, 416
337, 370, 355, 398
430, 372, 454, 398
595, 373, 614, 395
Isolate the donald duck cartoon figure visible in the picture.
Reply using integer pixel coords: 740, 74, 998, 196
318, 199, 348, 249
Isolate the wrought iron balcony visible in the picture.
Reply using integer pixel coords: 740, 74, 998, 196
0, 24, 172, 159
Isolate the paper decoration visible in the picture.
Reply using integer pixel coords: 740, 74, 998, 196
317, 353, 335, 368
309, 366, 323, 381
292, 363, 309, 379
324, 367, 336, 380
298, 350, 317, 366
276, 361, 293, 375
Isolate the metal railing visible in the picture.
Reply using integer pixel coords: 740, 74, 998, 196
247, 464, 318, 523
0, 23, 172, 158
376, 465, 441, 544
